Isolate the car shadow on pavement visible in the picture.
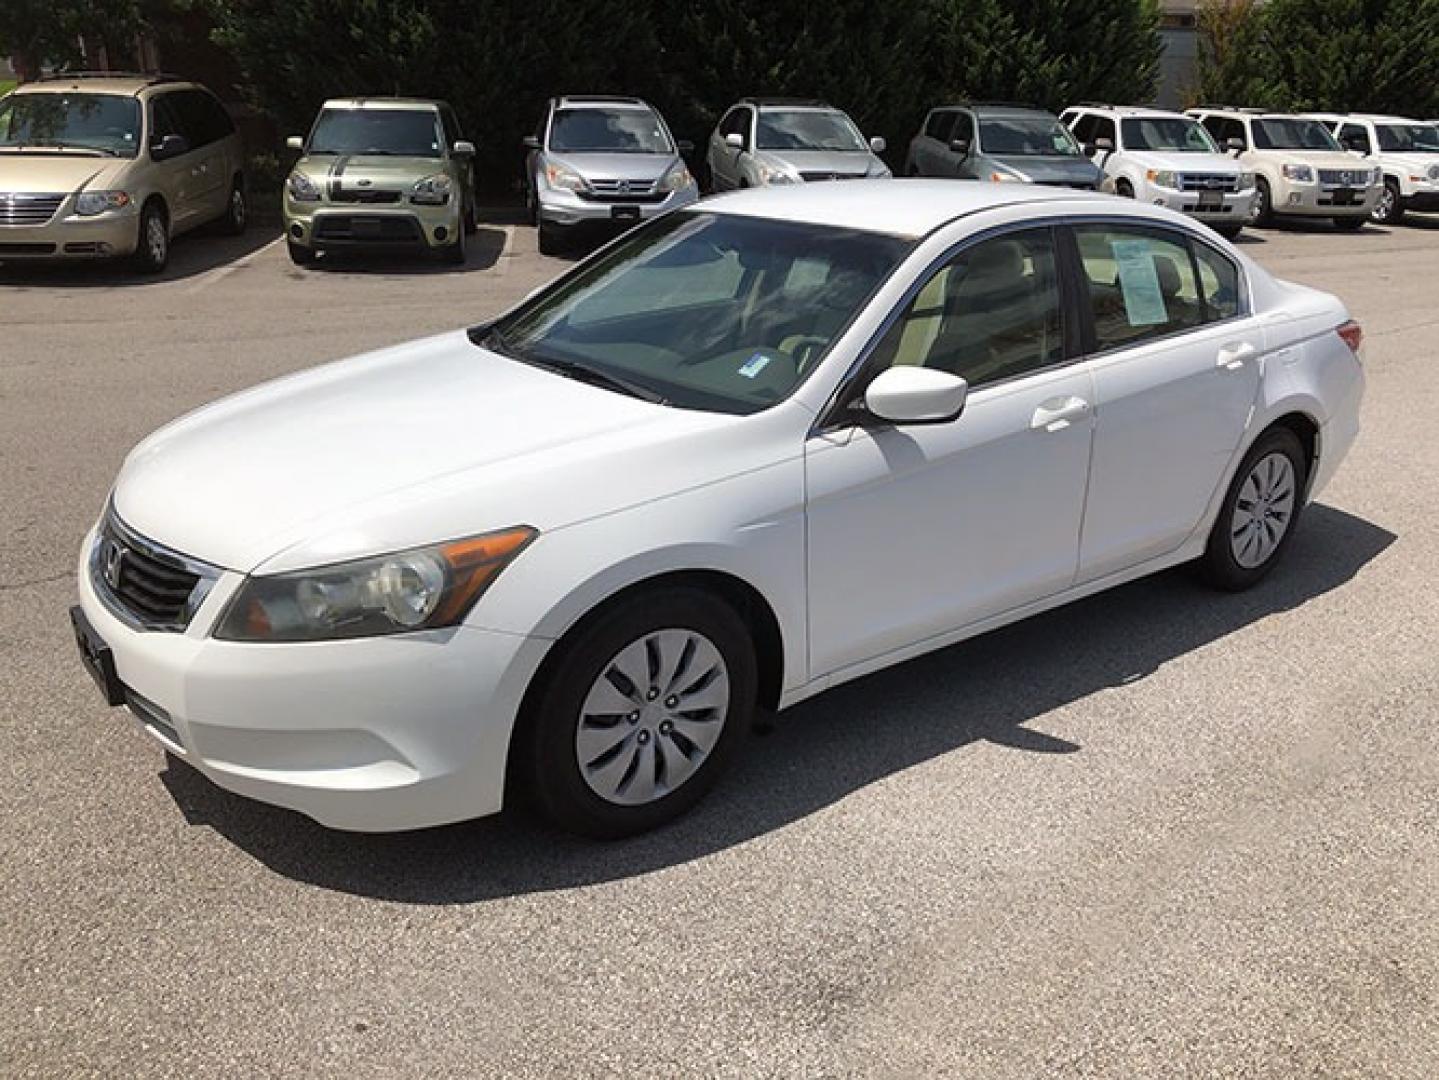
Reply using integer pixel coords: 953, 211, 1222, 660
297, 227, 507, 276
158, 503, 1395, 903
0, 224, 282, 288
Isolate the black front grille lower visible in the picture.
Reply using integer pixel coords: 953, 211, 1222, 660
0, 242, 57, 254
92, 516, 211, 631
313, 215, 423, 244
799, 171, 867, 182
330, 189, 404, 204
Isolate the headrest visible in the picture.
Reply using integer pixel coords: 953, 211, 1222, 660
1153, 254, 1183, 299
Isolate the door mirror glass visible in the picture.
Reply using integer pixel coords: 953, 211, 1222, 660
452, 139, 476, 157
864, 367, 969, 424
1226, 137, 1245, 153
724, 132, 745, 150
285, 134, 304, 151
869, 135, 887, 154
949, 138, 970, 155
152, 133, 190, 161
522, 134, 540, 150
1095, 137, 1115, 153
676, 138, 695, 153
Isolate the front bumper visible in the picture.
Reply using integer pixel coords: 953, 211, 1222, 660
74, 527, 551, 831
538, 184, 699, 227
1270, 178, 1379, 217
1144, 185, 1256, 223
284, 196, 460, 251
1399, 183, 1439, 211
0, 203, 140, 259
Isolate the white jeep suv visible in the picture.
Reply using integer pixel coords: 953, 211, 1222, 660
1186, 107, 1380, 230
1060, 105, 1255, 238
1302, 113, 1439, 224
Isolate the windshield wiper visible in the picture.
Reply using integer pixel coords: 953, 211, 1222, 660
481, 329, 665, 403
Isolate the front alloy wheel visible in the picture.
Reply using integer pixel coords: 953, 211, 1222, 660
133, 203, 169, 273
1249, 178, 1273, 227
1372, 180, 1403, 225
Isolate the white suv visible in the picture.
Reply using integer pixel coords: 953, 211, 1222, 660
1302, 113, 1439, 224
1060, 105, 1255, 238
1186, 107, 1380, 230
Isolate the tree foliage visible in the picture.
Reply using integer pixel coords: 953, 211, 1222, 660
1195, 0, 1439, 114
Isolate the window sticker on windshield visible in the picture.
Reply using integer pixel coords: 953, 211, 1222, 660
1111, 239, 1169, 326
738, 352, 773, 378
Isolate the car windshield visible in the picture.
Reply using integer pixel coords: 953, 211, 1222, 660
308, 108, 441, 156
0, 93, 140, 156
1375, 123, 1439, 152
1121, 117, 1218, 153
756, 109, 866, 152
979, 117, 1081, 156
1251, 118, 1340, 151
548, 108, 672, 154
482, 211, 911, 415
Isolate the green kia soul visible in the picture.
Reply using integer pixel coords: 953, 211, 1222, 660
283, 97, 476, 265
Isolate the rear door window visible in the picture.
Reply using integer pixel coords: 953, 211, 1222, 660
1073, 224, 1205, 351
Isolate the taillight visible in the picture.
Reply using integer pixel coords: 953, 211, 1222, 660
1337, 319, 1364, 355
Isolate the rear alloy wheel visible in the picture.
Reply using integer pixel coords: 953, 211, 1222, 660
1199, 427, 1308, 591
1371, 180, 1403, 225
521, 588, 757, 838
133, 202, 169, 273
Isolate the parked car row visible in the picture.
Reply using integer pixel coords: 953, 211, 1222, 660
4, 72, 1439, 272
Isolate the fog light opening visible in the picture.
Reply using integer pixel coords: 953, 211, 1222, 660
434, 226, 448, 242
289, 223, 304, 239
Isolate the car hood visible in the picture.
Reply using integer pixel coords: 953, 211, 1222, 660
296, 153, 448, 193
1262, 150, 1374, 170
1124, 150, 1242, 175
990, 155, 1103, 185
545, 151, 679, 183
763, 149, 881, 178
0, 151, 128, 193
112, 331, 736, 573
1376, 151, 1439, 172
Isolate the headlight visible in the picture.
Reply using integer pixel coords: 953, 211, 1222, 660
756, 160, 800, 185
988, 169, 1026, 183
411, 173, 453, 205
544, 162, 587, 193
214, 526, 537, 643
1145, 169, 1180, 189
75, 190, 130, 216
1239, 171, 1257, 189
287, 172, 321, 202
1282, 164, 1315, 182
658, 160, 694, 192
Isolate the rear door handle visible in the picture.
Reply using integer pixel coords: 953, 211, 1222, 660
1031, 396, 1090, 433
1217, 341, 1257, 371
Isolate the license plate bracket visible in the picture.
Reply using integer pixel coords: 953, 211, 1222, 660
610, 205, 641, 221
70, 605, 125, 706
1197, 190, 1223, 211
1331, 188, 1357, 206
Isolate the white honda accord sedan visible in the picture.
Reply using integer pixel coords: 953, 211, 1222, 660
72, 181, 1364, 837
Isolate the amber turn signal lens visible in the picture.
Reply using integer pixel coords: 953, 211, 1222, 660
429, 526, 538, 625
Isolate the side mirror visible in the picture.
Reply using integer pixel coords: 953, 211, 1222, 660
869, 135, 887, 154
676, 139, 695, 153
452, 140, 476, 157
864, 367, 969, 425
949, 138, 970, 156
285, 135, 304, 151
724, 132, 745, 150
1094, 137, 1115, 153
1226, 137, 1245, 153
522, 135, 540, 150
151, 133, 189, 161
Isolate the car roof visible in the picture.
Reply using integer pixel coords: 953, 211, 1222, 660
939, 103, 1052, 119
555, 95, 651, 110
321, 97, 444, 111
1069, 104, 1193, 120
739, 98, 834, 110
15, 72, 194, 96
702, 179, 1109, 239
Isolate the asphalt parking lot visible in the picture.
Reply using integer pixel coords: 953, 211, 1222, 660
3, 209, 1439, 1078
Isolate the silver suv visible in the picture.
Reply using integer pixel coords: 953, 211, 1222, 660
525, 95, 698, 255
905, 103, 1102, 189
1302, 113, 1439, 224
705, 98, 890, 191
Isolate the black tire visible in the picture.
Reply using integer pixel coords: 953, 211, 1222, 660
537, 220, 562, 257
437, 223, 466, 265
1371, 179, 1404, 225
286, 239, 315, 265
220, 176, 247, 236
525, 184, 539, 227
132, 200, 169, 273
1198, 426, 1308, 591
1115, 178, 1135, 198
1250, 177, 1274, 227
1332, 215, 1366, 232
463, 199, 478, 236
517, 587, 758, 838
1213, 223, 1245, 241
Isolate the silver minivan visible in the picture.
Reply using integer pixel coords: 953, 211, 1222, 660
705, 98, 890, 190
524, 95, 698, 255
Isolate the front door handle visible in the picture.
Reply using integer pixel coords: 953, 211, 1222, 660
1217, 341, 1257, 371
1031, 396, 1091, 433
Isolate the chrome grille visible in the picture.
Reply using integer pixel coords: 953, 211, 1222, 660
1319, 168, 1368, 187
587, 177, 658, 196
90, 514, 218, 632
1179, 173, 1239, 193
0, 193, 65, 226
